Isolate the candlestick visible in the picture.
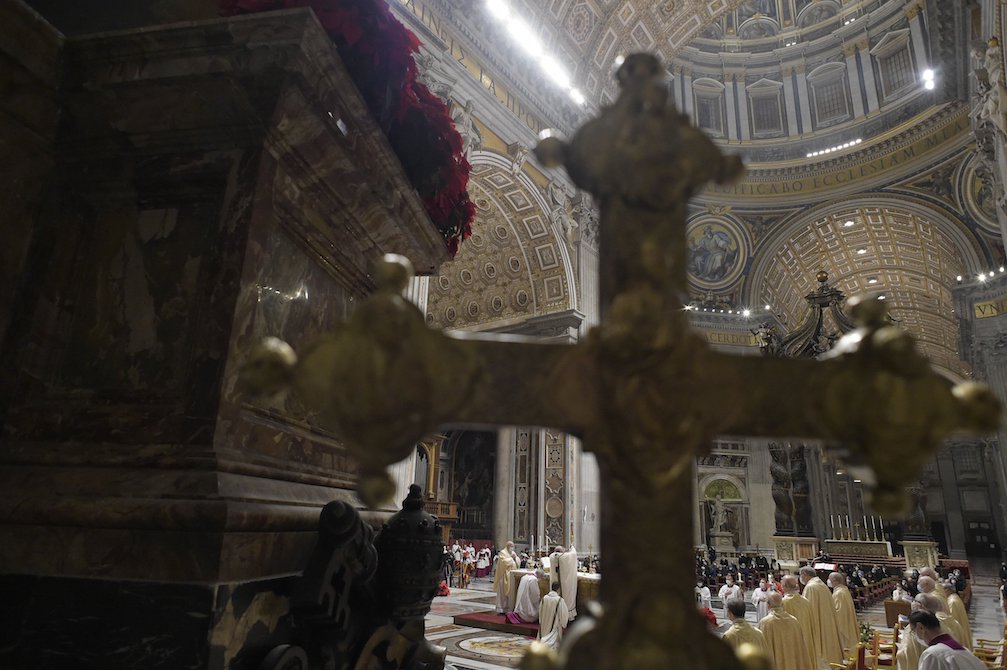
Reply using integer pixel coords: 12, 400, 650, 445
863, 515, 868, 540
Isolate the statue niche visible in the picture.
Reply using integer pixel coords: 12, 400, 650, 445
769, 444, 795, 534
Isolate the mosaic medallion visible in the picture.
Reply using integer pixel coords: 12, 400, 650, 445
458, 635, 534, 658
686, 216, 749, 289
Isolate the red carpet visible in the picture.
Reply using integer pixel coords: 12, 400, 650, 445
452, 612, 539, 637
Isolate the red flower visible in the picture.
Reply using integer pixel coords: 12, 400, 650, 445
222, 0, 474, 255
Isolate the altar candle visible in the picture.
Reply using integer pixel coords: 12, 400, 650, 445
863, 515, 868, 538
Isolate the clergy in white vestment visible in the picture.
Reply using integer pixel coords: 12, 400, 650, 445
899, 594, 963, 670
909, 611, 987, 670
829, 572, 860, 655
918, 576, 949, 614
718, 577, 743, 620
451, 541, 462, 563
538, 582, 569, 651
760, 591, 813, 670
782, 575, 819, 670
752, 579, 772, 621
506, 569, 543, 624
550, 545, 579, 618
942, 583, 972, 650
696, 580, 712, 609
493, 541, 519, 613
722, 599, 770, 655
476, 547, 492, 577
914, 594, 967, 651
799, 566, 844, 666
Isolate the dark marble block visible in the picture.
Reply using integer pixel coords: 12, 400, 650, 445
0, 7, 448, 586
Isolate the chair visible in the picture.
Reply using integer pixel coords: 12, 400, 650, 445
869, 625, 899, 668
974, 632, 1005, 670
884, 599, 911, 629
831, 643, 867, 670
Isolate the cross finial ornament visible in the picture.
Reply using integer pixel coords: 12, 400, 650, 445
242, 53, 1000, 670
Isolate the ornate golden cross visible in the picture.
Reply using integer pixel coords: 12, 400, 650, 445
242, 53, 999, 670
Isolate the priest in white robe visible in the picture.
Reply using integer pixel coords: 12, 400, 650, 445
799, 566, 844, 666
696, 580, 712, 609
550, 545, 579, 619
918, 576, 950, 620
943, 583, 972, 650
493, 541, 519, 613
723, 599, 770, 655
506, 569, 543, 624
899, 593, 963, 670
782, 575, 819, 670
915, 594, 967, 650
760, 591, 813, 670
538, 581, 569, 650
829, 572, 860, 655
909, 611, 987, 670
719, 576, 743, 620
752, 579, 772, 621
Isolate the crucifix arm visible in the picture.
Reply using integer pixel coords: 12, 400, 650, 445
444, 334, 594, 434
702, 315, 999, 513
240, 255, 593, 504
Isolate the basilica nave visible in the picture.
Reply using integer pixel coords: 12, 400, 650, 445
2, 0, 1007, 667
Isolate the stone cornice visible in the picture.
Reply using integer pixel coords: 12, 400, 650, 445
392, 0, 585, 137
697, 103, 972, 204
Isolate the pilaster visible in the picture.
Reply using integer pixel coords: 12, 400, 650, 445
906, 2, 929, 70
857, 40, 881, 114
843, 44, 866, 118
781, 66, 801, 138
793, 62, 813, 134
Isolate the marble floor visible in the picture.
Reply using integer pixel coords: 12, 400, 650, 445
429, 574, 1007, 670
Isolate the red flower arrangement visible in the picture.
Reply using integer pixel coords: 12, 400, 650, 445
222, 0, 475, 256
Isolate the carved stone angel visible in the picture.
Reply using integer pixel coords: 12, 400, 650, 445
451, 100, 482, 160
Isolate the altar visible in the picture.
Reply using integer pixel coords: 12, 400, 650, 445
823, 539, 894, 558
508, 568, 601, 615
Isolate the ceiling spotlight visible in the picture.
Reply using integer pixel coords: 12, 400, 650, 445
979, 273, 987, 281
867, 278, 878, 284
1001, 266, 1005, 273
742, 309, 751, 317
956, 275, 963, 282
487, 0, 510, 19
924, 80, 936, 90
878, 295, 886, 300
857, 248, 867, 255
765, 304, 772, 310
844, 220, 855, 227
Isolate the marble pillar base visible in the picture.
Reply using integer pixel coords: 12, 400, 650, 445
902, 540, 940, 570
710, 531, 736, 553
773, 535, 819, 571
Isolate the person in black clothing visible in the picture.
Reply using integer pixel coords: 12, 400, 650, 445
849, 571, 865, 588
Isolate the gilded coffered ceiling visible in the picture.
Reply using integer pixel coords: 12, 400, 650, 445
426, 157, 574, 332
485, 0, 747, 103
749, 203, 985, 377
